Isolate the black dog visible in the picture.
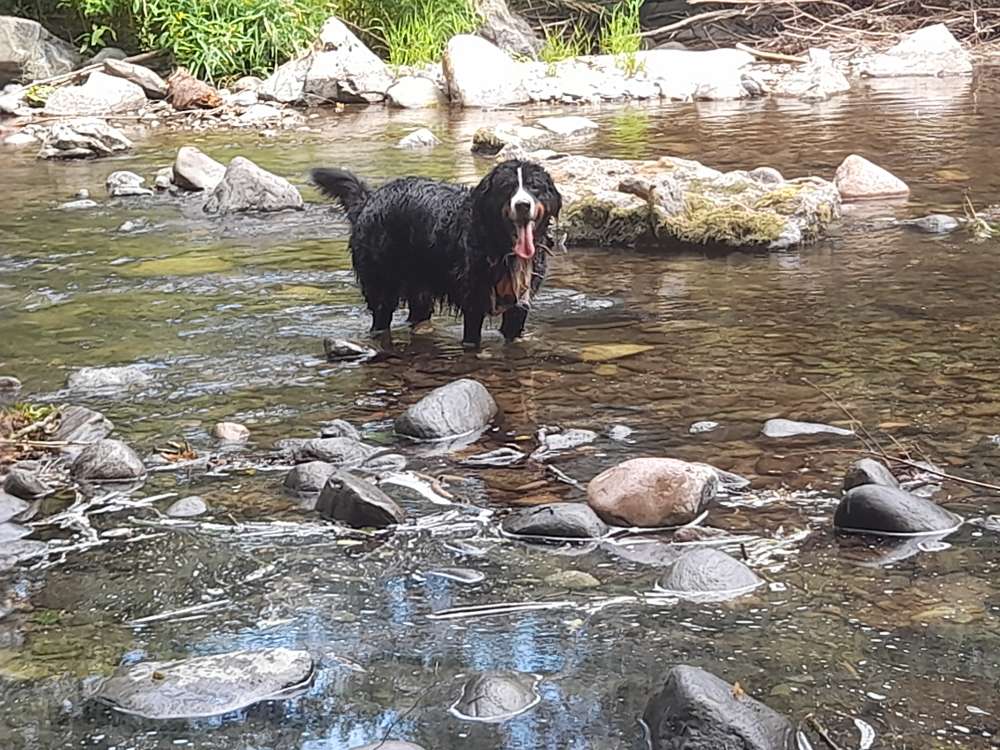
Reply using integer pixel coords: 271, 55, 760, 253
311, 160, 562, 348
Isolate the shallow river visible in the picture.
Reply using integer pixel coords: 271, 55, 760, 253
1, 75, 999, 749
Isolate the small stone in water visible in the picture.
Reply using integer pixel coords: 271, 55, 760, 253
909, 214, 959, 234
323, 338, 375, 361
607, 424, 633, 442
761, 418, 853, 438
59, 199, 98, 211
212, 421, 250, 442
117, 218, 152, 234
544, 570, 600, 590
689, 421, 720, 434
166, 496, 208, 518
0, 376, 21, 391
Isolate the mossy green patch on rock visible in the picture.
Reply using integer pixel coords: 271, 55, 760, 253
658, 195, 788, 245
561, 190, 650, 246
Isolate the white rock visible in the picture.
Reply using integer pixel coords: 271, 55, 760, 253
0, 16, 80, 84
859, 24, 972, 78
3, 131, 37, 147
203, 156, 303, 215
38, 118, 132, 159
0, 92, 22, 114
212, 422, 250, 442
173, 146, 226, 191
398, 127, 441, 149
834, 154, 910, 201
443, 34, 529, 107
304, 17, 393, 103
259, 56, 310, 104
386, 76, 447, 108
535, 116, 598, 136
238, 103, 282, 123
103, 58, 168, 99
43, 70, 146, 116
772, 47, 850, 101
106, 170, 153, 197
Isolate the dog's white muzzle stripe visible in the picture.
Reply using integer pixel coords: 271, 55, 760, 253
510, 166, 537, 218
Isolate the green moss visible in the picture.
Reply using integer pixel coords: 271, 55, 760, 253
685, 178, 753, 198
753, 185, 806, 213
660, 195, 787, 245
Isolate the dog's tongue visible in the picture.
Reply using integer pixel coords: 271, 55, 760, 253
514, 222, 535, 259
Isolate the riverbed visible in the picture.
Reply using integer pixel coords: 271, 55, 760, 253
1, 74, 999, 748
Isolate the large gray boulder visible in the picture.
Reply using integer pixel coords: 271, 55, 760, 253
587, 458, 717, 528
542, 154, 840, 250
858, 24, 972, 78
71, 439, 145, 481
51, 405, 113, 455
103, 58, 168, 99
656, 548, 762, 601
502, 502, 608, 540
386, 76, 448, 108
316, 472, 405, 528
473, 0, 542, 59
37, 118, 132, 159
443, 35, 530, 107
283, 461, 338, 495
283, 437, 379, 467
94, 648, 314, 719
0, 16, 80, 86
43, 70, 146, 116
173, 146, 226, 191
644, 665, 797, 750
834, 485, 962, 535
259, 56, 311, 104
394, 379, 497, 440
203, 157, 303, 214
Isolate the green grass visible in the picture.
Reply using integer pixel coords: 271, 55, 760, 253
373, 0, 480, 67
599, 0, 644, 76
539, 23, 590, 64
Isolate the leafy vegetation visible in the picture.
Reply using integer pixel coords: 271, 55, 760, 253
598, 0, 644, 75
363, 0, 480, 67
539, 22, 590, 65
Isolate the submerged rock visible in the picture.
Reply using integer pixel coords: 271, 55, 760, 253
544, 569, 600, 590
316, 472, 405, 528
587, 458, 718, 528
501, 503, 608, 540
395, 379, 497, 441
834, 154, 910, 201
386, 76, 446, 108
450, 672, 540, 722
534, 116, 598, 137
656, 548, 762, 600
173, 146, 226, 192
38, 118, 132, 159
907, 214, 960, 234
530, 427, 597, 461
283, 461, 338, 495
166, 495, 208, 518
67, 365, 151, 390
71, 439, 145, 482
58, 199, 98, 210
203, 157, 303, 215
212, 421, 250, 443
93, 648, 314, 719
323, 338, 376, 361
106, 171, 153, 198
398, 127, 440, 149
543, 154, 840, 250
43, 70, 146, 116
859, 24, 972, 78
843, 458, 899, 492
0, 375, 22, 392
834, 485, 962, 535
761, 418, 853, 438
0, 17, 80, 85
643, 665, 797, 750
0, 539, 49, 571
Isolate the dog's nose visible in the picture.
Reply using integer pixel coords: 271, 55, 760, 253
513, 200, 533, 221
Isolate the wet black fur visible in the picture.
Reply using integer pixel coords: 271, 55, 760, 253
310, 160, 562, 348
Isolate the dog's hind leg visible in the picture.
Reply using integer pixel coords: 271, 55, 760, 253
461, 307, 486, 349
368, 285, 399, 336
406, 292, 433, 328
500, 307, 529, 342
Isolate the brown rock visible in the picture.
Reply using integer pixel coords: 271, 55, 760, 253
587, 458, 718, 528
167, 68, 222, 110
834, 154, 909, 201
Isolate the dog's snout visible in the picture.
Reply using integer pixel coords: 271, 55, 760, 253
513, 199, 533, 220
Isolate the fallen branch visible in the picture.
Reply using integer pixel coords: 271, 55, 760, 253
735, 42, 809, 62
807, 713, 847, 750
29, 50, 164, 89
639, 8, 746, 38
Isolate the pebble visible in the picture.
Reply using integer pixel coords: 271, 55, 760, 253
212, 421, 250, 442
166, 496, 208, 518
689, 421, 720, 434
544, 570, 601, 590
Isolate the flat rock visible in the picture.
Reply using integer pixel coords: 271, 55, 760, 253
212, 421, 250, 442
843, 458, 899, 491
395, 379, 497, 441
316, 472, 405, 528
761, 418, 853, 438
656, 548, 762, 600
387, 76, 447, 108
67, 365, 151, 390
43, 70, 146, 116
93, 648, 314, 719
166, 496, 208, 518
103, 58, 168, 99
58, 199, 98, 210
0, 522, 31, 543
835, 154, 910, 201
398, 127, 441, 149
203, 157, 303, 215
544, 154, 840, 249
644, 665, 796, 750
0, 539, 49, 571
587, 458, 718, 528
106, 170, 153, 198
834, 484, 962, 535
323, 338, 376, 361
502, 503, 608, 540
71, 439, 145, 482
3, 468, 51, 499
450, 672, 540, 722
38, 118, 132, 159
283, 461, 338, 494
173, 146, 226, 192
472, 124, 550, 156
285, 437, 379, 467
859, 24, 972, 78
0, 17, 80, 85
443, 35, 530, 107
0, 492, 30, 524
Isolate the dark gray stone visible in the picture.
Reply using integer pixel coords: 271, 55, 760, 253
395, 379, 497, 440
288, 437, 379, 467
94, 648, 314, 719
283, 461, 337, 494
71, 439, 146, 481
834, 485, 962, 534
316, 472, 405, 528
643, 665, 797, 750
657, 548, 762, 599
3, 468, 52, 499
843, 458, 900, 491
166, 496, 208, 518
762, 418, 853, 438
51, 405, 113, 455
319, 419, 361, 441
909, 214, 959, 234
502, 503, 608, 540
450, 671, 540, 721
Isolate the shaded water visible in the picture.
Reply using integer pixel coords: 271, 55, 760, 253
2, 75, 1000, 748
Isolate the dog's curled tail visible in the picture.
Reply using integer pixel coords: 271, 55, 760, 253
310, 168, 371, 224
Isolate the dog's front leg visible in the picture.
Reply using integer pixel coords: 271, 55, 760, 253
500, 307, 528, 342
461, 307, 486, 349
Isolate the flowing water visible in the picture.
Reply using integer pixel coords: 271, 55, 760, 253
2, 75, 1000, 749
